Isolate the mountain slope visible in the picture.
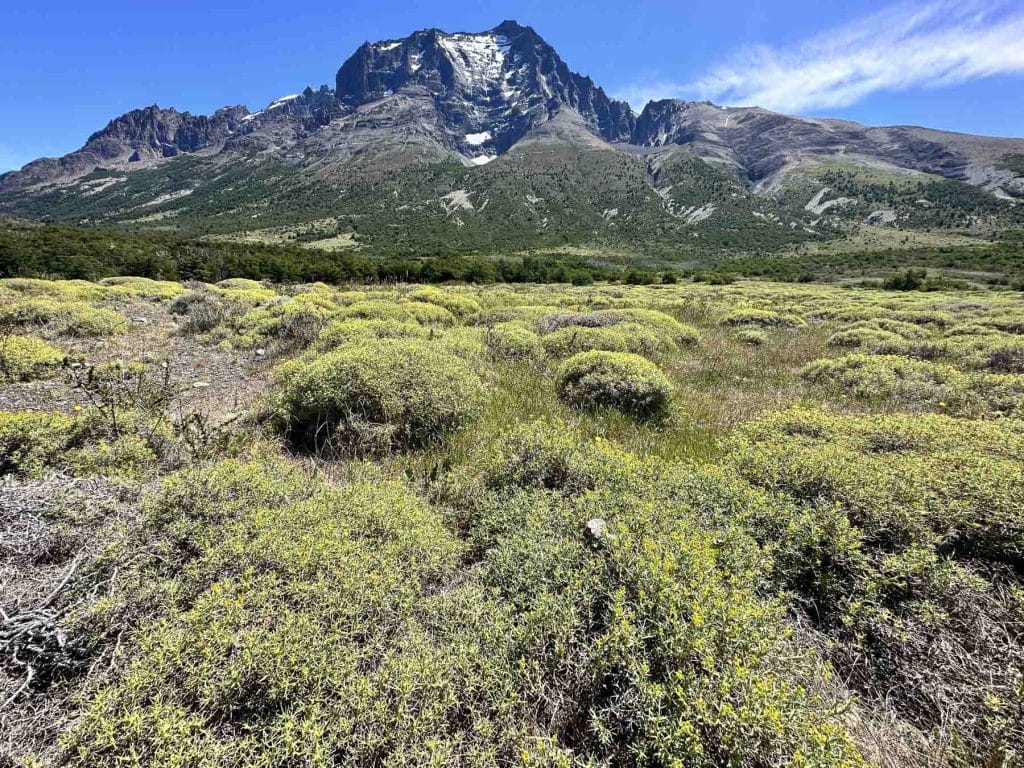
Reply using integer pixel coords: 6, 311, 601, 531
1, 21, 1022, 258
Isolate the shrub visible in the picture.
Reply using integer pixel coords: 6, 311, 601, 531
866, 318, 935, 339
0, 411, 76, 477
315, 318, 429, 351
276, 338, 486, 453
336, 299, 456, 327
169, 288, 241, 334
0, 335, 65, 382
478, 419, 663, 495
65, 457, 863, 767
556, 351, 673, 417
889, 309, 956, 327
1, 298, 127, 337
826, 327, 905, 351
730, 408, 1024, 757
736, 328, 768, 346
207, 294, 339, 349
967, 372, 1024, 417
536, 310, 619, 333
957, 337, 1024, 373
214, 278, 266, 291
720, 308, 807, 328
484, 322, 543, 362
800, 354, 967, 410
468, 467, 864, 766
99, 276, 185, 300
550, 324, 691, 360
65, 464, 525, 767
407, 286, 482, 318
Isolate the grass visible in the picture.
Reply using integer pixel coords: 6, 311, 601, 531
2, 275, 1024, 768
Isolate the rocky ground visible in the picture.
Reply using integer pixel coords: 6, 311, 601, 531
0, 298, 271, 421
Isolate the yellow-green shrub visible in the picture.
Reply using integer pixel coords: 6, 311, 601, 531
0, 277, 106, 301
276, 338, 486, 452
1, 298, 127, 336
720, 308, 807, 328
0, 335, 64, 382
336, 299, 456, 327
484, 322, 543, 362
730, 408, 1024, 757
826, 327, 905, 351
66, 456, 864, 767
407, 286, 482, 318
100, 276, 185, 300
541, 323, 678, 359
736, 327, 768, 346
66, 464, 532, 766
556, 351, 673, 417
0, 411, 76, 477
214, 278, 266, 291
800, 354, 966, 410
315, 318, 430, 351
468, 460, 865, 766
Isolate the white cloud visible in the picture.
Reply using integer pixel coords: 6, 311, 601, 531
618, 0, 1024, 113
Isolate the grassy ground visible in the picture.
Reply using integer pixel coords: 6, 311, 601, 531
1, 276, 1022, 767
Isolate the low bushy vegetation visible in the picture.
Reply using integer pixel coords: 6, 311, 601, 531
274, 338, 486, 453
556, 350, 674, 417
4, 274, 1024, 768
0, 334, 65, 382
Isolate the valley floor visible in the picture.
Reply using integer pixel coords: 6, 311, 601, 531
1, 276, 1022, 767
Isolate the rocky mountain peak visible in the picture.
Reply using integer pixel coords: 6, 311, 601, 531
334, 20, 634, 158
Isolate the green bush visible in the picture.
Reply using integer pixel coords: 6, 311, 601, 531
66, 463, 529, 766
1, 298, 127, 337
484, 322, 543, 362
0, 410, 76, 477
336, 299, 457, 326
556, 351, 673, 417
315, 318, 430, 351
0, 335, 65, 382
801, 353, 1024, 416
477, 419, 663, 495
100, 276, 187, 300
800, 354, 967, 410
735, 328, 768, 346
169, 288, 241, 334
720, 308, 807, 328
1, 277, 107, 301
826, 327, 905, 351
65, 455, 863, 767
204, 294, 339, 349
730, 408, 1024, 756
407, 286, 482, 318
276, 338, 486, 453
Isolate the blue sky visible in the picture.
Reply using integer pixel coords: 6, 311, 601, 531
2, 0, 1023, 172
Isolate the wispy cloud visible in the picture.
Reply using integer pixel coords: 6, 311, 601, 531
617, 0, 1024, 113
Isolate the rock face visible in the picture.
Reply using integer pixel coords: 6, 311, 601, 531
3, 105, 250, 190
334, 20, 633, 157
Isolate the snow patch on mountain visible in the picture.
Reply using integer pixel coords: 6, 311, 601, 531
437, 33, 508, 91
268, 94, 301, 109
465, 131, 492, 146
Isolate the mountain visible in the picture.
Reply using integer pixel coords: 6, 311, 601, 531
631, 100, 1024, 198
1, 20, 1023, 258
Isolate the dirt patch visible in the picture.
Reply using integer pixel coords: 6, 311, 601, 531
0, 298, 272, 422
